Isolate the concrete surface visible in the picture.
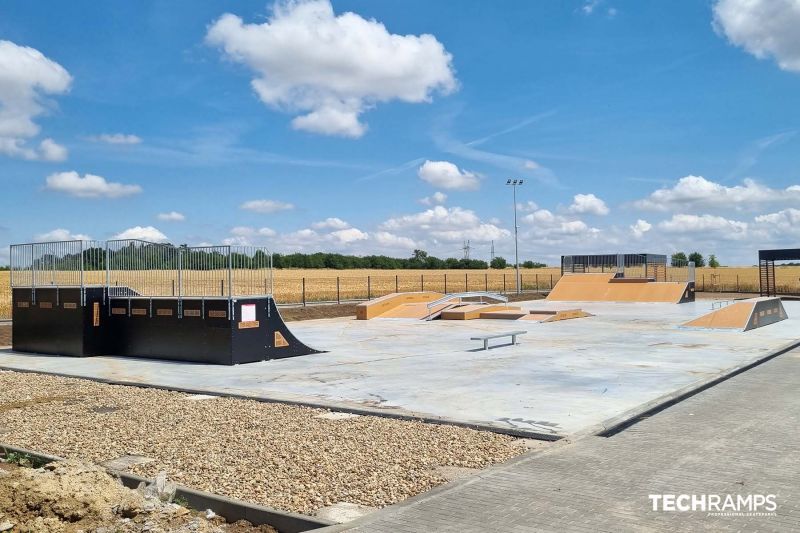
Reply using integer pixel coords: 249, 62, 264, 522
329, 346, 800, 533
0, 300, 797, 437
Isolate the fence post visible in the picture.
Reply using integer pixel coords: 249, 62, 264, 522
536, 274, 539, 293
172, 279, 175, 296
368, 275, 371, 300
421, 274, 424, 292
220, 280, 224, 297
444, 274, 447, 294
302, 277, 306, 306
485, 273, 488, 292
337, 276, 340, 304
702, 274, 705, 292
395, 275, 399, 293
550, 275, 553, 290
503, 274, 506, 293
736, 275, 739, 293
465, 272, 468, 292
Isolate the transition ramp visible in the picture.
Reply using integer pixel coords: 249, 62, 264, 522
682, 298, 787, 331
547, 273, 694, 304
356, 292, 444, 320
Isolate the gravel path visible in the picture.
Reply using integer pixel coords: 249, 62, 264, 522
0, 371, 530, 515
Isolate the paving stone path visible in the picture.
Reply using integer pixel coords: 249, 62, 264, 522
334, 347, 800, 532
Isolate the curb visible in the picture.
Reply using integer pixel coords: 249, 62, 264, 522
0, 358, 563, 442
575, 338, 800, 439
0, 443, 333, 533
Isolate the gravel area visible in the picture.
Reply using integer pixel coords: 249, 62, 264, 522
0, 371, 530, 515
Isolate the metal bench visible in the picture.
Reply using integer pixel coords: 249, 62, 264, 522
470, 330, 527, 350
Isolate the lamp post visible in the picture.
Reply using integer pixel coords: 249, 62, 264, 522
506, 179, 523, 294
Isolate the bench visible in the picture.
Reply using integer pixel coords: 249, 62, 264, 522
470, 330, 527, 350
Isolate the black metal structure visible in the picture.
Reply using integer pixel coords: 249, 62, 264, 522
10, 239, 322, 364
759, 248, 800, 297
561, 253, 668, 281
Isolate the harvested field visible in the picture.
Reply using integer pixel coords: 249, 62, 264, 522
0, 371, 529, 515
3, 267, 798, 319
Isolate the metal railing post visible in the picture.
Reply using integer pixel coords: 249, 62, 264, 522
79, 240, 85, 306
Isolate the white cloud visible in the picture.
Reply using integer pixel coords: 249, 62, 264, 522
311, 217, 350, 230
157, 211, 186, 222
633, 175, 800, 211
45, 171, 142, 198
630, 219, 652, 238
90, 133, 142, 145
419, 191, 448, 206
0, 40, 72, 161
113, 226, 168, 242
381, 205, 509, 243
418, 160, 479, 190
330, 227, 368, 244
713, 0, 800, 72
568, 193, 610, 215
206, 0, 456, 138
240, 199, 294, 213
35, 228, 91, 242
38, 138, 68, 161
755, 208, 800, 233
523, 209, 600, 237
223, 226, 276, 245
523, 160, 540, 170
516, 200, 539, 212
658, 214, 749, 239
372, 231, 416, 250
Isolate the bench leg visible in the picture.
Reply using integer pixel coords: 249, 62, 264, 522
512, 334, 517, 345
483, 339, 489, 350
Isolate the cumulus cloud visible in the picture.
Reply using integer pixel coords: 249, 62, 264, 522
523, 209, 600, 237
633, 175, 800, 211
517, 200, 539, 212
658, 214, 749, 239
630, 219, 652, 238
240, 199, 294, 213
45, 171, 142, 198
90, 133, 142, 145
311, 217, 350, 230
157, 211, 186, 222
568, 193, 610, 215
755, 208, 800, 233
381, 205, 509, 243
35, 228, 91, 242
419, 191, 447, 206
418, 160, 479, 190
206, 0, 457, 138
0, 40, 72, 161
113, 226, 169, 242
713, 0, 800, 72
222, 226, 277, 245
330, 227, 368, 244
372, 231, 416, 250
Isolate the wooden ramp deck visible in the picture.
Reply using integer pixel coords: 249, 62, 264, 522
547, 273, 693, 304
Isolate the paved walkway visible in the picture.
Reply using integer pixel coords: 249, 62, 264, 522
334, 347, 800, 532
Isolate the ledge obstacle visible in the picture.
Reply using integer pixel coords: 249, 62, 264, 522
681, 298, 787, 332
546, 273, 695, 304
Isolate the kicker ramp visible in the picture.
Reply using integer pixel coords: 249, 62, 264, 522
682, 297, 787, 331
547, 273, 694, 304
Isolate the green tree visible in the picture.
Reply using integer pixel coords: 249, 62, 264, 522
671, 252, 688, 266
688, 252, 705, 267
708, 254, 720, 268
522, 260, 547, 268
490, 256, 508, 269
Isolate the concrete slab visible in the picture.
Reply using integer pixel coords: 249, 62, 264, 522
1, 300, 797, 438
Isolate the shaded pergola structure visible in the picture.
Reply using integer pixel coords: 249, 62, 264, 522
759, 248, 800, 297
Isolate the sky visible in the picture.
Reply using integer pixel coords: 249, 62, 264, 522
1, 0, 799, 266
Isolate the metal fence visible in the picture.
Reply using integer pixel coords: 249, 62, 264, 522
11, 239, 274, 304
561, 253, 668, 282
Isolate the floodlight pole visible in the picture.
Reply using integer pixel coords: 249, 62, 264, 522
507, 179, 523, 294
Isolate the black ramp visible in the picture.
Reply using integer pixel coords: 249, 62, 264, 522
264, 298, 324, 360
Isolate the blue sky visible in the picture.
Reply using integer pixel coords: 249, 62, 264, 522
1, 0, 799, 265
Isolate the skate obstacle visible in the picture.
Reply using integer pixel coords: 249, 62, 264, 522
547, 273, 695, 304
10, 240, 322, 364
682, 298, 788, 332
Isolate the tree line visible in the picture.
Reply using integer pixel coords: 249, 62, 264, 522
17, 244, 550, 271
670, 252, 720, 268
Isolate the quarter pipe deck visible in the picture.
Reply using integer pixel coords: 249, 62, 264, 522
547, 273, 694, 304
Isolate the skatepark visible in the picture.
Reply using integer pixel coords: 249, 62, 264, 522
2, 244, 796, 439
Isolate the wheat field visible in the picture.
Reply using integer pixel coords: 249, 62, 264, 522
3, 267, 800, 319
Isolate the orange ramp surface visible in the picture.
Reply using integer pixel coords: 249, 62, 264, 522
682, 298, 788, 331
440, 304, 514, 320
547, 273, 693, 304
356, 292, 444, 320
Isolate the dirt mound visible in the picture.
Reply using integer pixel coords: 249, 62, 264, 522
0, 459, 275, 532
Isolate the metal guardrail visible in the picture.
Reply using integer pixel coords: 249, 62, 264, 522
425, 291, 508, 320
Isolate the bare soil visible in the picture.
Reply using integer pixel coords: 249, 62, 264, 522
0, 459, 276, 533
